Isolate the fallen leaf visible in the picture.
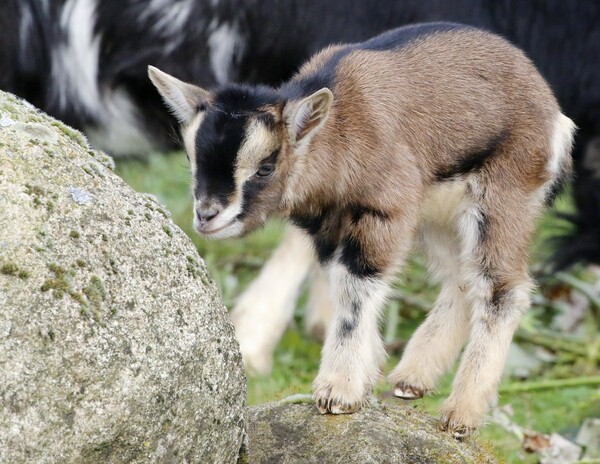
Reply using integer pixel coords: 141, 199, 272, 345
523, 431, 551, 453
538, 433, 582, 464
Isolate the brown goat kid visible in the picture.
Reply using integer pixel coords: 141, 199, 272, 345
149, 23, 574, 437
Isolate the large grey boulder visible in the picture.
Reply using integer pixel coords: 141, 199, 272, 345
241, 396, 497, 463
0, 91, 245, 463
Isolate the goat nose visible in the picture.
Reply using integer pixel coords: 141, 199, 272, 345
196, 207, 220, 223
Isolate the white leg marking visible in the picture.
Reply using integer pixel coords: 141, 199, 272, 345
313, 262, 389, 414
390, 282, 470, 397
230, 227, 314, 374
389, 181, 472, 397
441, 282, 532, 437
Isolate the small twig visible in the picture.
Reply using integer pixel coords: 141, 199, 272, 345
389, 290, 431, 311
498, 376, 600, 394
515, 328, 591, 357
437, 376, 600, 396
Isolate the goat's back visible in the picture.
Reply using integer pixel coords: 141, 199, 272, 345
289, 24, 562, 185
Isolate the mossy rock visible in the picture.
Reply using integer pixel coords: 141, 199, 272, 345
241, 396, 496, 463
0, 91, 245, 463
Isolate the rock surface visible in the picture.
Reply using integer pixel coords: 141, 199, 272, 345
241, 396, 497, 464
0, 91, 245, 463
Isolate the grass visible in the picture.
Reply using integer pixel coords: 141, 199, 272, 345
117, 151, 600, 463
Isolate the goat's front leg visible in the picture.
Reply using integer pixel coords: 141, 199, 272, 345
311, 211, 415, 414
312, 262, 391, 414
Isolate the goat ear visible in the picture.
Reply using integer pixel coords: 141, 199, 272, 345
283, 88, 333, 147
148, 66, 209, 124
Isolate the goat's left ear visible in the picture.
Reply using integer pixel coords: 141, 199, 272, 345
148, 66, 209, 125
283, 88, 333, 148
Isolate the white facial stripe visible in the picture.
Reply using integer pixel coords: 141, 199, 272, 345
235, 119, 279, 182
189, 117, 277, 236
182, 111, 205, 184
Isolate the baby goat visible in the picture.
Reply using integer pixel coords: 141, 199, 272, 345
149, 23, 574, 437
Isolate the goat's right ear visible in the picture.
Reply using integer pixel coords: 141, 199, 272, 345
283, 88, 333, 149
148, 66, 209, 124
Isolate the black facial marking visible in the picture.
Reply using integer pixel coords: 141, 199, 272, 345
238, 180, 268, 220
193, 84, 279, 204
340, 235, 380, 277
237, 149, 281, 219
434, 130, 508, 181
194, 109, 245, 204
255, 111, 277, 129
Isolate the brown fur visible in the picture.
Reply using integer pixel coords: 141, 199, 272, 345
149, 26, 574, 436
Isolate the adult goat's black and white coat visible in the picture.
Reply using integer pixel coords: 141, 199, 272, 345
149, 23, 575, 436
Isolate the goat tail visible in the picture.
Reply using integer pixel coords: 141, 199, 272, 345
552, 138, 600, 271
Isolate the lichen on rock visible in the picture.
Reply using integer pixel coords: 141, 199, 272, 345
0, 91, 245, 463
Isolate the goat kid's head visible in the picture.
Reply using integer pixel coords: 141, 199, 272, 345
149, 66, 333, 239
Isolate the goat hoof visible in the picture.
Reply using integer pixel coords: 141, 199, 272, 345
313, 384, 364, 415
315, 396, 360, 415
440, 414, 475, 440
392, 382, 425, 400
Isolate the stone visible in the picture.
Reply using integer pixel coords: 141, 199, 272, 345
0, 91, 245, 463
241, 395, 497, 464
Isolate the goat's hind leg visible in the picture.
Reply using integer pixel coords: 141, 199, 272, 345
389, 211, 471, 400
389, 282, 470, 400
304, 263, 334, 341
230, 226, 314, 374
439, 179, 539, 438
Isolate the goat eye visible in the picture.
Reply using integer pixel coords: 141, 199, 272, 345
256, 164, 275, 178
